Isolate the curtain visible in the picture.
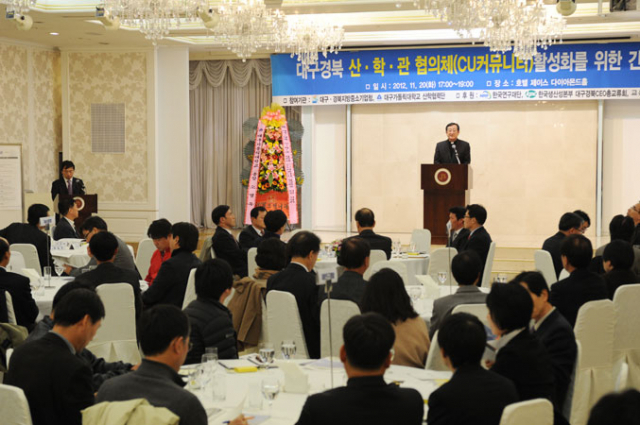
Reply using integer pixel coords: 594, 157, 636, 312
189, 59, 272, 227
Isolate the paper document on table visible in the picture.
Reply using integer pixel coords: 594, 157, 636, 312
410, 369, 453, 381
302, 358, 344, 370
219, 359, 257, 370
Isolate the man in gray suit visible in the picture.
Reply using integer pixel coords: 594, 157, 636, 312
429, 251, 486, 338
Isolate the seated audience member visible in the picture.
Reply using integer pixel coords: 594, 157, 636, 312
515, 271, 577, 409
460, 204, 492, 283
0, 237, 38, 328
602, 240, 639, 299
184, 259, 238, 363
142, 222, 202, 308
6, 288, 104, 425
427, 313, 518, 425
593, 215, 640, 276
211, 205, 247, 277
68, 216, 138, 277
332, 237, 370, 306
355, 208, 392, 259
542, 212, 583, 278
254, 237, 287, 282
0, 203, 54, 273
429, 250, 486, 338
628, 201, 640, 245
361, 268, 430, 368
296, 313, 424, 425
587, 389, 640, 425
239, 206, 266, 251
145, 218, 172, 285
97, 305, 250, 425
263, 209, 288, 241
447, 206, 470, 252
26, 282, 133, 391
574, 210, 591, 234
75, 231, 142, 318
53, 198, 80, 240
550, 235, 607, 327
267, 231, 322, 359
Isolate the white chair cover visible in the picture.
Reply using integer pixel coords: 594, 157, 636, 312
367, 260, 408, 285
534, 250, 557, 287
126, 244, 135, 259
499, 399, 553, 425
320, 299, 360, 358
266, 290, 309, 359
210, 247, 216, 259
568, 299, 616, 425
451, 303, 491, 329
613, 284, 640, 390
558, 269, 570, 281
363, 249, 387, 281
481, 242, 497, 288
87, 284, 141, 364
427, 248, 458, 286
6, 251, 26, 274
182, 268, 198, 310
410, 229, 431, 254
0, 384, 33, 425
5, 291, 17, 325
135, 238, 155, 278
425, 330, 448, 371
223, 287, 235, 307
247, 247, 258, 279
10, 244, 41, 276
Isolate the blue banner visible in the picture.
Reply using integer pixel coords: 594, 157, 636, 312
271, 42, 640, 105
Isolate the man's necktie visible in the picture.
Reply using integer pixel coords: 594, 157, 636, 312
67, 179, 72, 195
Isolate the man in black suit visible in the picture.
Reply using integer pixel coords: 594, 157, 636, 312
602, 240, 639, 300
5, 288, 104, 425
0, 237, 38, 328
238, 206, 266, 251
355, 208, 392, 259
143, 222, 202, 308
460, 204, 492, 284
211, 205, 247, 277
542, 212, 583, 278
53, 198, 80, 240
0, 203, 54, 273
516, 271, 577, 409
550, 235, 608, 327
447, 206, 470, 251
75, 231, 142, 319
427, 313, 518, 425
434, 122, 471, 164
267, 231, 322, 359
296, 313, 424, 425
332, 237, 369, 306
263, 209, 288, 241
627, 201, 640, 245
50, 160, 85, 200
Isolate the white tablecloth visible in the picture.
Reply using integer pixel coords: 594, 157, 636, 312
413, 286, 490, 330
314, 255, 430, 287
51, 245, 91, 268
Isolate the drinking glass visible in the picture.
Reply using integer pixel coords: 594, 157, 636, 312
409, 242, 417, 254
437, 271, 447, 285
54, 262, 64, 277
261, 377, 280, 410
393, 240, 402, 258
201, 352, 219, 380
408, 286, 422, 305
211, 372, 226, 402
497, 273, 508, 284
281, 340, 297, 360
258, 343, 275, 369
43, 266, 53, 288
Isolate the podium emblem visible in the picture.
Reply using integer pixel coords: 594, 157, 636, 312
73, 196, 86, 211
434, 168, 452, 186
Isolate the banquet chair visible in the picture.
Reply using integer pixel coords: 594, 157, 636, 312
410, 229, 431, 254
425, 330, 448, 371
499, 399, 553, 425
534, 250, 557, 287
481, 242, 497, 288
266, 290, 309, 359
0, 384, 33, 425
558, 269, 570, 281
426, 248, 458, 286
5, 291, 17, 325
320, 299, 360, 358
223, 287, 235, 307
6, 251, 26, 274
87, 284, 141, 364
451, 303, 490, 329
247, 247, 258, 279
363, 249, 387, 281
209, 247, 216, 259
135, 238, 155, 278
126, 244, 135, 259
367, 260, 408, 285
10, 244, 41, 276
181, 268, 198, 309
82, 399, 179, 425
612, 284, 640, 390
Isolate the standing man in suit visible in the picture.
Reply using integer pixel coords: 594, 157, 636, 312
51, 160, 86, 200
53, 198, 80, 240
296, 313, 424, 425
434, 123, 471, 164
542, 212, 583, 278
447, 206, 470, 251
355, 208, 392, 260
211, 205, 247, 278
239, 206, 266, 251
460, 204, 492, 283
0, 237, 38, 329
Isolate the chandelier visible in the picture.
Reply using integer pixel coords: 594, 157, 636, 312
284, 18, 345, 69
1, 0, 36, 15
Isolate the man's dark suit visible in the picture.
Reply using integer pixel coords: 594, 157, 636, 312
0, 222, 53, 273
434, 139, 471, 164
427, 364, 518, 425
549, 268, 608, 327
296, 375, 423, 425
542, 232, 566, 278
267, 263, 321, 359
142, 249, 201, 308
5, 333, 95, 425
447, 227, 470, 252
358, 229, 392, 260
460, 226, 492, 284
75, 262, 143, 319
51, 177, 85, 200
211, 227, 247, 277
330, 271, 366, 306
534, 309, 577, 409
53, 217, 79, 240
238, 226, 262, 252
0, 267, 38, 328
603, 268, 639, 300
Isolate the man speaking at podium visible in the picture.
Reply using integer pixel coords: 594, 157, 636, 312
434, 123, 471, 165
51, 160, 85, 200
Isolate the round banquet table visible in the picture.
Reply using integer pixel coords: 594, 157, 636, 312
51, 244, 91, 268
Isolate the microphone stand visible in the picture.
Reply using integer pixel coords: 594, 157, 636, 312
325, 279, 335, 389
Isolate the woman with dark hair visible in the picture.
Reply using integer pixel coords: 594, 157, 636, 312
361, 268, 430, 368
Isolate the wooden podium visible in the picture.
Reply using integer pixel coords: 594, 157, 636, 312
54, 194, 98, 231
421, 164, 472, 245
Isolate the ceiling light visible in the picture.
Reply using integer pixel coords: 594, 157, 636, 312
49, 32, 59, 35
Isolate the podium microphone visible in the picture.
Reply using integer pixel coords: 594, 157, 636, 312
451, 143, 461, 164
